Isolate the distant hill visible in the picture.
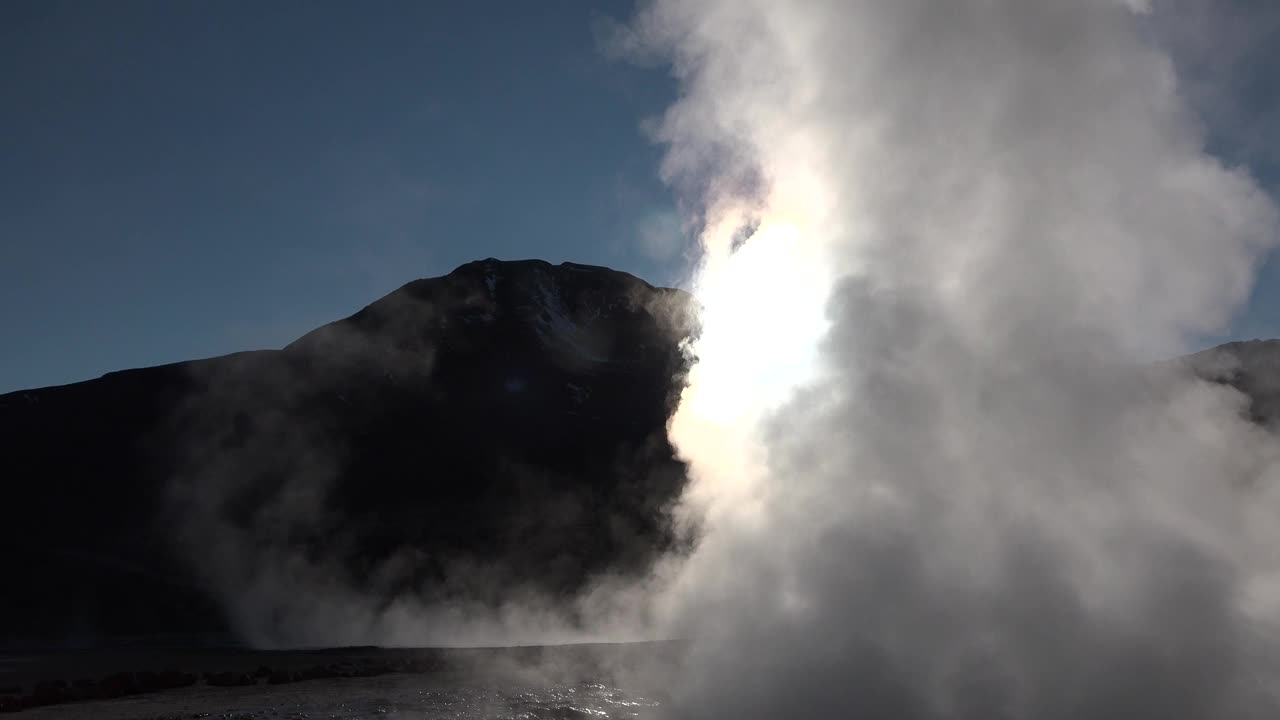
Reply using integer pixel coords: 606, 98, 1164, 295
0, 259, 696, 647
1180, 339, 1280, 426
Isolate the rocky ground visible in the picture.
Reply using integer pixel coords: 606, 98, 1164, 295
0, 641, 682, 715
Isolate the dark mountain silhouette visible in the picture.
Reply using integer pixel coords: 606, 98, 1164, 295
1181, 339, 1280, 427
0, 259, 696, 648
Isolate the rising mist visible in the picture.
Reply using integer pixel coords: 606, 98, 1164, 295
625, 1, 1280, 718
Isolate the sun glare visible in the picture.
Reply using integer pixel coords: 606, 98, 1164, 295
685, 219, 831, 424
670, 212, 834, 507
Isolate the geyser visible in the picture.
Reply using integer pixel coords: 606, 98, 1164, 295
628, 0, 1280, 717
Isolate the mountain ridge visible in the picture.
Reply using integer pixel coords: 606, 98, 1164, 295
0, 258, 695, 648
0, 258, 681, 396
4, 257, 1279, 648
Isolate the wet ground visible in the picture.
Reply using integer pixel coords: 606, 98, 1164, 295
18, 674, 662, 719
0, 642, 681, 718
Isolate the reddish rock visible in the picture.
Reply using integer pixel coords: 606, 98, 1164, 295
27, 680, 69, 707
97, 672, 140, 699
205, 671, 255, 687
267, 668, 300, 684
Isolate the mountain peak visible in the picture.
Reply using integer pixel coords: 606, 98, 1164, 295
0, 258, 696, 647
286, 259, 692, 373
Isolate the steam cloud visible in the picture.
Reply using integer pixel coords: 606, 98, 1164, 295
625, 0, 1280, 717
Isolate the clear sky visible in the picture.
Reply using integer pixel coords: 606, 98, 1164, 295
1, 0, 682, 392
1, 0, 1277, 393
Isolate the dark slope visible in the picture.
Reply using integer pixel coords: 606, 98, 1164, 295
0, 259, 695, 647
1181, 339, 1280, 426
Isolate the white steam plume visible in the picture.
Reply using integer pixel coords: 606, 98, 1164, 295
625, 1, 1280, 717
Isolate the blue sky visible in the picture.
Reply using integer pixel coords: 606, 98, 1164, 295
1, 0, 682, 392
1, 0, 1277, 393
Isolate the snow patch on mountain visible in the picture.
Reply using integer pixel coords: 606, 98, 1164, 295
531, 273, 606, 363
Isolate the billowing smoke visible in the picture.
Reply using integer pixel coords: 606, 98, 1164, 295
622, 0, 1280, 717
160, 268, 695, 650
